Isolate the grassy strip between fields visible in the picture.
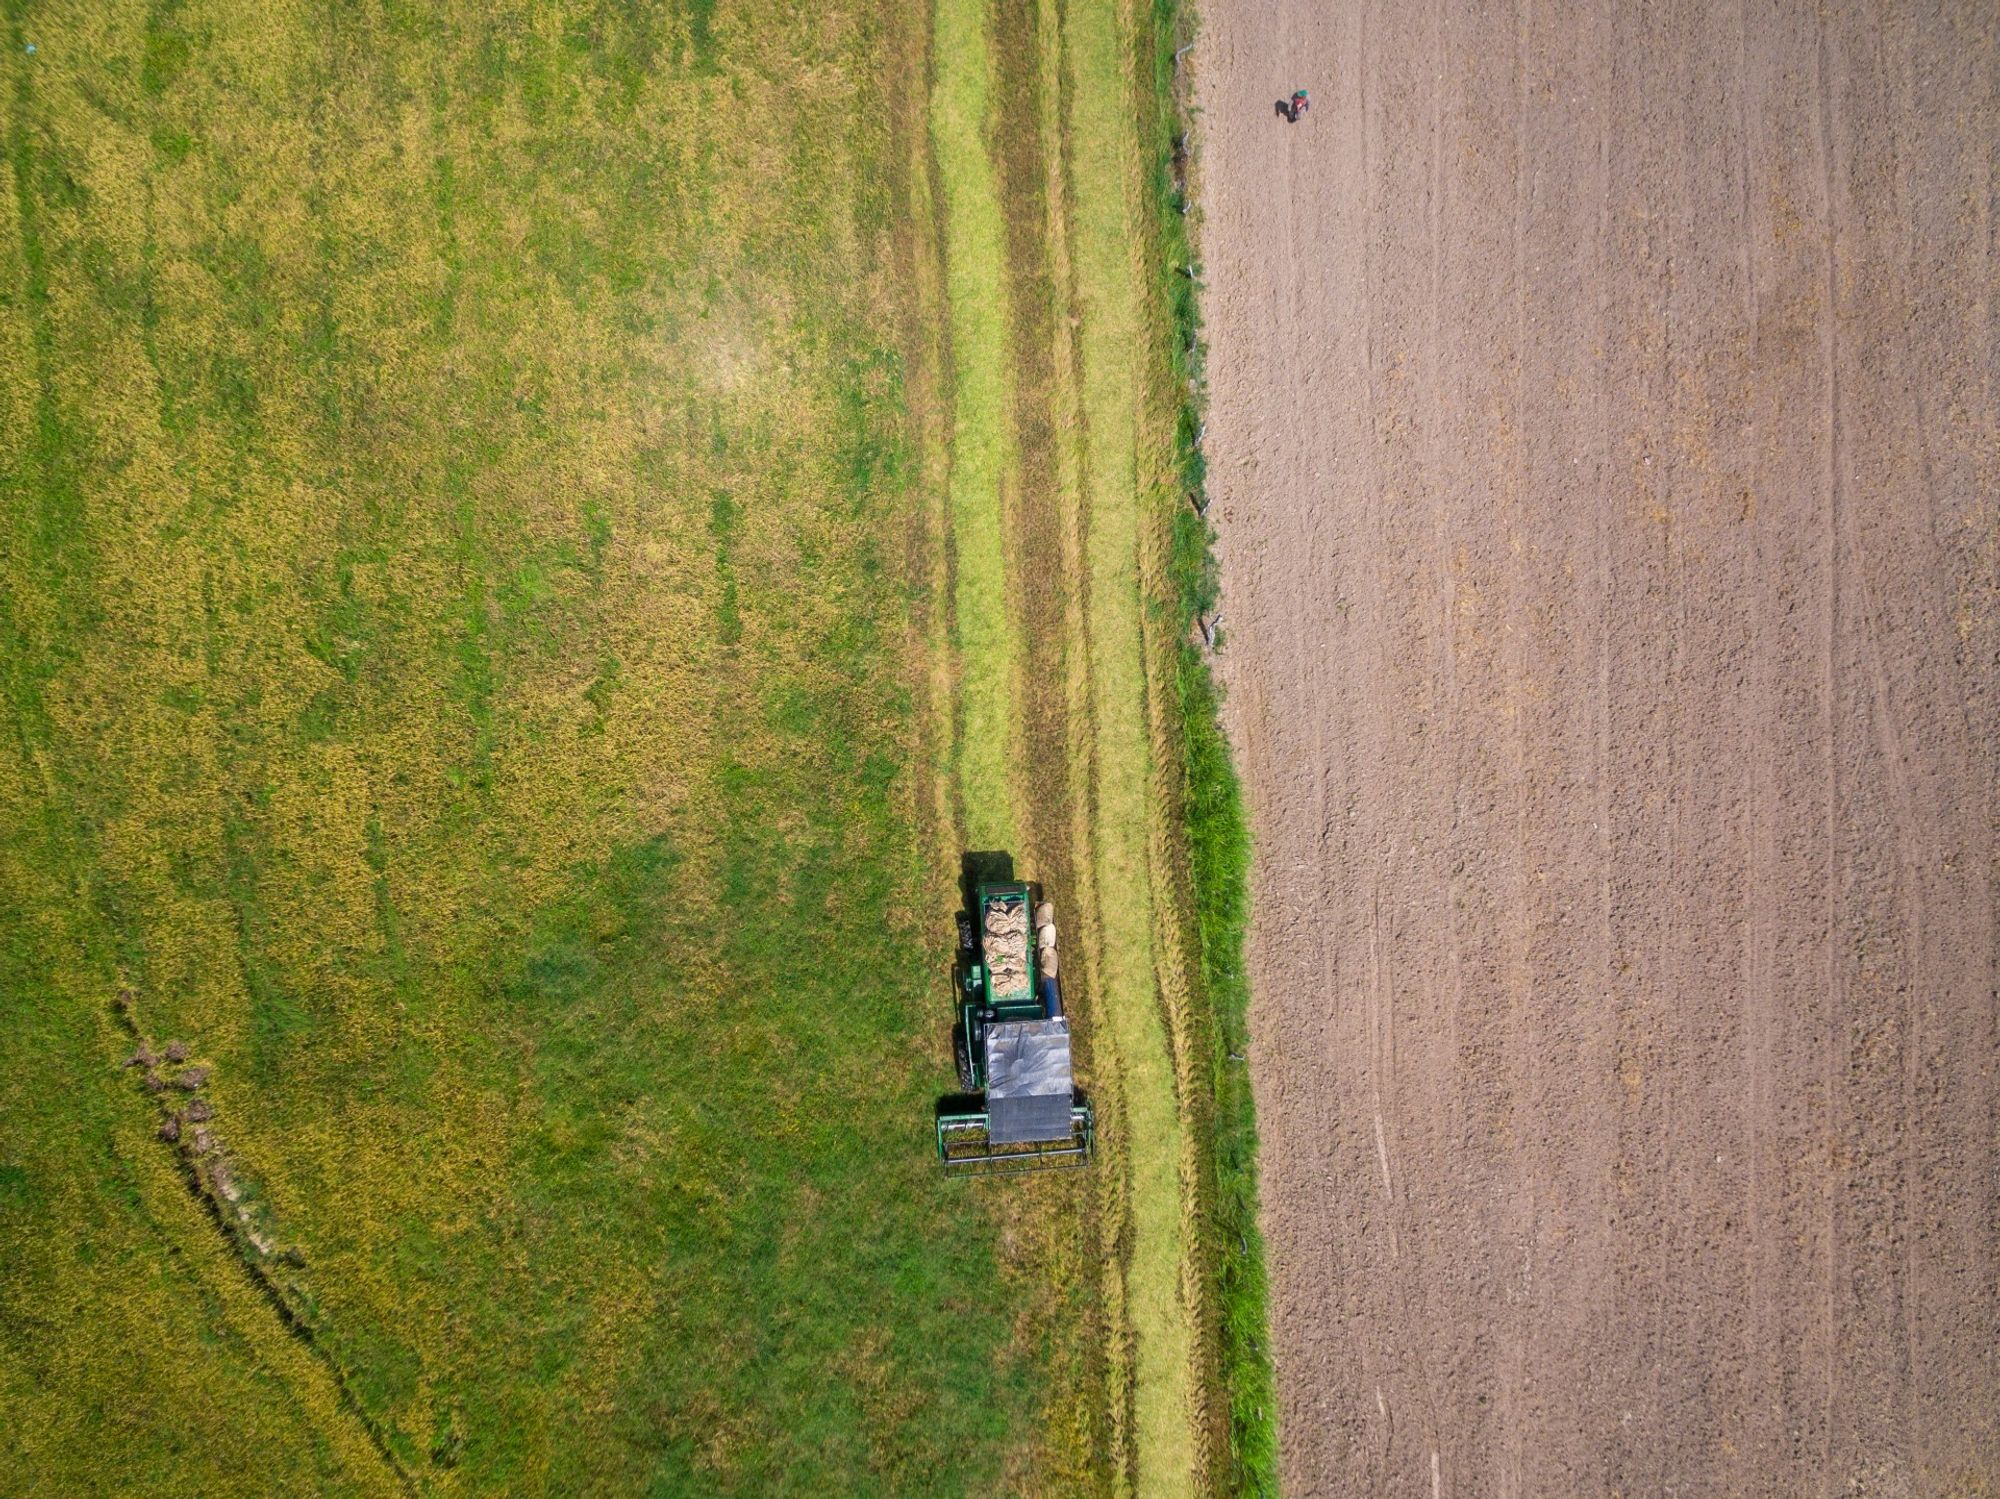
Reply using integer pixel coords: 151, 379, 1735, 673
1141, 2, 1281, 1491
1061, 1, 1201, 1493
932, 0, 1023, 854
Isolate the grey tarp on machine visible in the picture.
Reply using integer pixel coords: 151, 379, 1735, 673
984, 1018, 1076, 1143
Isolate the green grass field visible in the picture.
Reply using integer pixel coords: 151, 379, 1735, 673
0, 1, 1264, 1493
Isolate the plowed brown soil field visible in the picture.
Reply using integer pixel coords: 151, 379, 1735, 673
1197, 3, 1998, 1493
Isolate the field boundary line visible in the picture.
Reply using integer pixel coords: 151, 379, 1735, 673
907, 0, 965, 888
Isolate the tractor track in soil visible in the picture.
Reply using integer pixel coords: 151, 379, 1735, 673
1196, 2, 1999, 1493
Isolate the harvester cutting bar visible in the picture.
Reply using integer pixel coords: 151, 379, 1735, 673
936, 1109, 1095, 1177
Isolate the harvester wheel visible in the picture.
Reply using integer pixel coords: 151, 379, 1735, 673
953, 1024, 976, 1091
956, 912, 975, 952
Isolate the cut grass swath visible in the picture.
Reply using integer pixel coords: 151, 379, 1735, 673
0, 3, 1074, 1491
932, 0, 1025, 855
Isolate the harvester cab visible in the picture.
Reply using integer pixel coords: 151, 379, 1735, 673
935, 871, 1095, 1175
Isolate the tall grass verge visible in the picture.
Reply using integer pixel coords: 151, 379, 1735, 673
1139, 2, 1279, 1492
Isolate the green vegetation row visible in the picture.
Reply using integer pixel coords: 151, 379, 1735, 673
1139, 1, 1281, 1492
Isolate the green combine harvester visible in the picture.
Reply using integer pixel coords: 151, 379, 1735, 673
935, 873, 1095, 1175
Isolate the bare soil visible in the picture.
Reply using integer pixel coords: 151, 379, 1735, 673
1196, 3, 1999, 1493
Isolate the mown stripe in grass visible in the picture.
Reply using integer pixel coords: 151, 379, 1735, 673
988, 0, 1072, 891
1061, 0, 1201, 1491
1009, 0, 1147, 1482
930, 0, 1022, 854
1139, 2, 1280, 1489
2, 2, 1064, 1490
979, 1, 1127, 1487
